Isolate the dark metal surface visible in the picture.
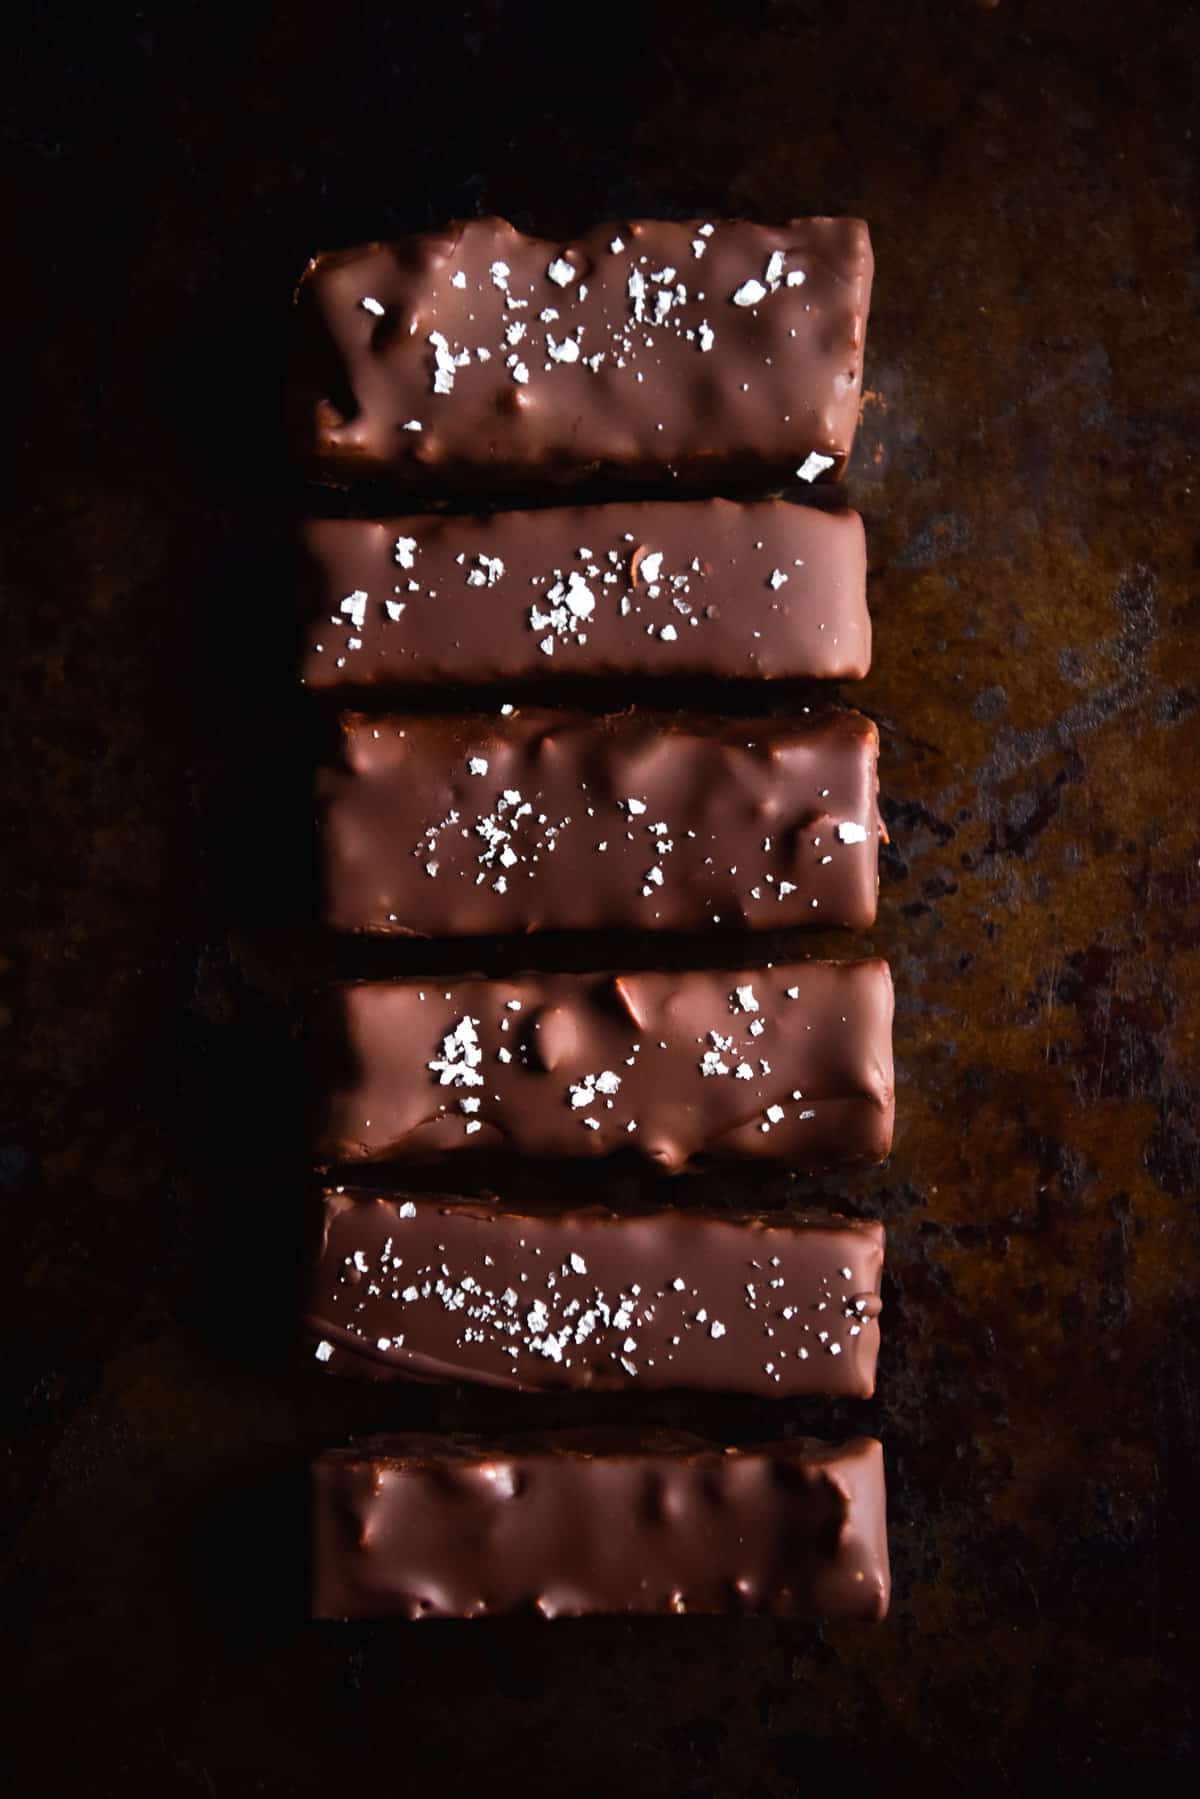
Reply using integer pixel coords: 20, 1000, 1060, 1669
2, 2, 1197, 1793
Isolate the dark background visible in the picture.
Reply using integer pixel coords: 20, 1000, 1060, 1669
2, 1, 1197, 1793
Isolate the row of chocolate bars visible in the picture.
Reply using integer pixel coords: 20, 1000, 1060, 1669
296, 216, 892, 1620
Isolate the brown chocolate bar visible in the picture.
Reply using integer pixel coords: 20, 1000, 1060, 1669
299, 499, 870, 686
308, 1191, 883, 1397
313, 960, 894, 1174
318, 708, 882, 936
290, 216, 873, 490
311, 1432, 890, 1620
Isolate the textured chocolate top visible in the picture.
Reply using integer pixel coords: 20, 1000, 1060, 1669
299, 499, 870, 686
311, 1432, 890, 1620
290, 216, 873, 489
313, 960, 894, 1174
308, 1190, 883, 1396
318, 708, 882, 936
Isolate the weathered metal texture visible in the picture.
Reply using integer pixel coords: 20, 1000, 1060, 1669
1, 2, 1196, 1792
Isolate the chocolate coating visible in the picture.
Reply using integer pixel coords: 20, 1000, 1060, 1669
313, 961, 894, 1174
311, 1432, 890, 1621
290, 216, 873, 489
308, 1190, 884, 1396
299, 499, 870, 686
319, 708, 882, 936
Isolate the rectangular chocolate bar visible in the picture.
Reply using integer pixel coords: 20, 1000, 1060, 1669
311, 1432, 890, 1620
308, 1190, 884, 1397
313, 960, 894, 1174
290, 216, 873, 490
299, 499, 870, 686
318, 708, 882, 936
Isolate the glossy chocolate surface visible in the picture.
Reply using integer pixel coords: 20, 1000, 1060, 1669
311, 1432, 890, 1620
313, 960, 894, 1173
318, 707, 882, 936
308, 1189, 884, 1396
299, 499, 870, 686
291, 216, 873, 489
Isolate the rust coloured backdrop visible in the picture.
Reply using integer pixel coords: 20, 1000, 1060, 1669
1, 2, 1197, 1793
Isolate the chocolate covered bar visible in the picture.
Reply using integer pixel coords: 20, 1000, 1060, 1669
313, 960, 894, 1173
311, 1432, 890, 1620
308, 1190, 884, 1396
299, 499, 870, 686
290, 216, 873, 490
318, 708, 882, 936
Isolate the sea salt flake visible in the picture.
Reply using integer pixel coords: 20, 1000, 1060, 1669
339, 589, 368, 630
466, 554, 505, 588
733, 278, 767, 307
428, 1016, 485, 1088
836, 821, 869, 844
796, 451, 835, 482
547, 257, 576, 286
360, 297, 385, 316
394, 536, 418, 569
428, 330, 458, 394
